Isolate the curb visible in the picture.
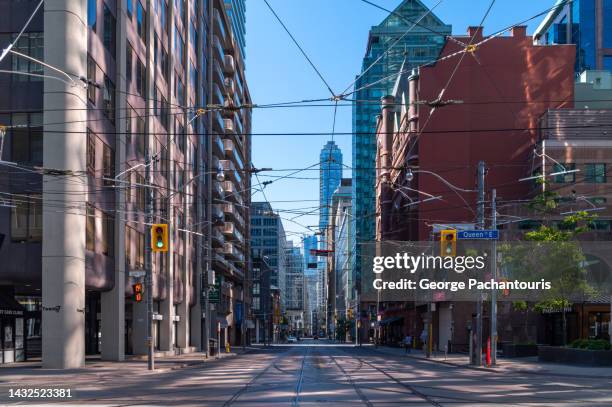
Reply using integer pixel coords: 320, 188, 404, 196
369, 347, 612, 379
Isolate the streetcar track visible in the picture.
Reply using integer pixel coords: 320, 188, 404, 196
329, 354, 374, 407
291, 346, 309, 407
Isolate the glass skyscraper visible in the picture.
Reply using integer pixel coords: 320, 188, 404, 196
224, 0, 247, 59
319, 141, 343, 233
351, 0, 450, 286
534, 0, 612, 74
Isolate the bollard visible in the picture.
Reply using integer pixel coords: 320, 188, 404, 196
486, 336, 491, 367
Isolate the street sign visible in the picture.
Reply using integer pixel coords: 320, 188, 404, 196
457, 230, 499, 240
129, 270, 146, 278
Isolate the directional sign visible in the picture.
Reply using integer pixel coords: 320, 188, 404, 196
457, 230, 499, 240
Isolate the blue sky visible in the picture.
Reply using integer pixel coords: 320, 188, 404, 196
245, 0, 549, 244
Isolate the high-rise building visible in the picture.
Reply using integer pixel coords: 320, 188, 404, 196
224, 0, 246, 60
534, 0, 612, 74
250, 202, 287, 341
0, 0, 250, 368
319, 141, 343, 232
285, 242, 305, 335
302, 234, 318, 272
351, 0, 450, 305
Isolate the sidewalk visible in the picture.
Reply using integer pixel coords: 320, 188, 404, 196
0, 346, 256, 385
370, 345, 612, 378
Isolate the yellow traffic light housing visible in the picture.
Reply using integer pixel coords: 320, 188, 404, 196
151, 224, 169, 252
133, 283, 143, 302
440, 229, 457, 257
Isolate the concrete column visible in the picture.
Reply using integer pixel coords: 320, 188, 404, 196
176, 259, 190, 351
101, 0, 127, 362
42, 0, 88, 369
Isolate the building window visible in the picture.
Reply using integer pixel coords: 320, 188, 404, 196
87, 54, 97, 102
126, 43, 133, 87
103, 75, 116, 123
126, 173, 133, 204
136, 230, 144, 268
127, 0, 133, 19
252, 296, 260, 310
160, 95, 169, 129
87, 129, 96, 175
101, 211, 114, 257
136, 173, 145, 211
137, 1, 146, 41
125, 226, 134, 267
160, 45, 169, 81
88, 0, 97, 32
11, 194, 42, 242
102, 143, 115, 185
585, 164, 606, 183
175, 163, 184, 190
12, 32, 43, 81
103, 4, 116, 58
253, 283, 260, 295
10, 112, 42, 165
553, 163, 575, 183
86, 204, 95, 251
136, 112, 145, 157
136, 56, 146, 96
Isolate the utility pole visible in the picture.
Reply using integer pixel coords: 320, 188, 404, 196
490, 188, 498, 366
475, 160, 485, 367
145, 0, 154, 371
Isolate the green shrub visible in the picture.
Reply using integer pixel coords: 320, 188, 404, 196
569, 339, 610, 350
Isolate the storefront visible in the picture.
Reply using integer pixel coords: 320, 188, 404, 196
0, 293, 26, 364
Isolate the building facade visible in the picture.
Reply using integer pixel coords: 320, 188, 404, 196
534, 0, 612, 74
223, 0, 246, 60
250, 201, 287, 342
372, 25, 576, 350
284, 241, 305, 336
0, 0, 250, 368
351, 0, 451, 310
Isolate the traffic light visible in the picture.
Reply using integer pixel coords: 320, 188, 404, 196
440, 229, 457, 257
151, 224, 169, 252
133, 283, 143, 302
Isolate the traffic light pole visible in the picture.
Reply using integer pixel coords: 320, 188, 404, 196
490, 188, 498, 365
475, 160, 485, 367
144, 0, 154, 371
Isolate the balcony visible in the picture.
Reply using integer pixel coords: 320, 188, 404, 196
212, 250, 229, 271
223, 222, 245, 245
223, 118, 235, 133
222, 180, 240, 201
211, 227, 224, 248
223, 203, 245, 230
223, 242, 242, 261
212, 204, 225, 223
223, 139, 244, 169
213, 180, 224, 199
224, 77, 235, 94
219, 160, 242, 185
224, 54, 235, 75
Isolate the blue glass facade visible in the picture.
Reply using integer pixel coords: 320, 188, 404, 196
535, 0, 612, 74
351, 0, 450, 287
224, 0, 246, 59
319, 141, 343, 233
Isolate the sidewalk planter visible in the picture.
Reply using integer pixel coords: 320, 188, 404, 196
538, 346, 612, 366
502, 343, 538, 358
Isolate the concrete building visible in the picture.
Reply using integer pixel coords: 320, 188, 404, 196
284, 242, 305, 336
326, 179, 352, 341
534, 0, 612, 73
223, 0, 246, 60
0, 0, 250, 368
250, 202, 287, 342
351, 0, 451, 311
372, 26, 576, 350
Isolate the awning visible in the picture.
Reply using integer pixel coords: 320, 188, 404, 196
0, 294, 25, 317
378, 316, 403, 325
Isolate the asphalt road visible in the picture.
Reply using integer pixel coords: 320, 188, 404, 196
1, 340, 611, 406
